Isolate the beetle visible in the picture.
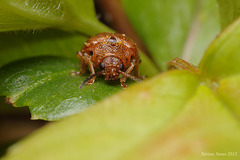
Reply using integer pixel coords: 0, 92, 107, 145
72, 32, 142, 88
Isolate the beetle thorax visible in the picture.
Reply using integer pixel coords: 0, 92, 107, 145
100, 57, 122, 80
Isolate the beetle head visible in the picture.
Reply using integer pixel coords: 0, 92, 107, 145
100, 57, 124, 81
79, 56, 141, 89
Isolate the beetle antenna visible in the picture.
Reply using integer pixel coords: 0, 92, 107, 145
80, 71, 103, 89
118, 70, 142, 82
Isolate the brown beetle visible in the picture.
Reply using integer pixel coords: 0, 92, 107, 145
73, 32, 142, 88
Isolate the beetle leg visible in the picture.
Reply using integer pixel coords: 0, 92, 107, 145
120, 61, 136, 85
71, 51, 87, 75
86, 58, 96, 85
167, 57, 199, 73
133, 59, 141, 78
120, 80, 127, 88
74, 51, 96, 85
77, 51, 87, 75
133, 59, 146, 79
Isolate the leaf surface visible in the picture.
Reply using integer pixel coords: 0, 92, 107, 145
0, 0, 110, 35
0, 29, 88, 67
199, 17, 240, 80
0, 57, 122, 120
199, 17, 240, 117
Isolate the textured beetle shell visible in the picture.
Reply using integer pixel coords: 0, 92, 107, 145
81, 32, 139, 71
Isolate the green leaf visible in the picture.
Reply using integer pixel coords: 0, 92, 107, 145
199, 17, 240, 117
217, 75, 240, 116
0, 29, 88, 67
125, 85, 240, 159
0, 57, 122, 120
0, 0, 110, 35
217, 0, 240, 29
2, 71, 240, 159
199, 17, 240, 80
121, 0, 220, 68
0, 9, 48, 31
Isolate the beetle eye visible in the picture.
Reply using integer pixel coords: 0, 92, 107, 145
100, 62, 105, 70
89, 51, 93, 55
120, 63, 124, 71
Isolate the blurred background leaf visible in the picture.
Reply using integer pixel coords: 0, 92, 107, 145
121, 0, 220, 68
0, 30, 87, 66
217, 0, 240, 29
199, 16, 240, 118
199, 17, 240, 80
